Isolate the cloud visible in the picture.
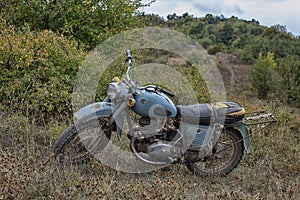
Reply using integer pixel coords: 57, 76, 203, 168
141, 0, 299, 35
193, 0, 244, 15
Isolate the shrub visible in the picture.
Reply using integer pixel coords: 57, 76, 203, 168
250, 52, 278, 99
0, 22, 86, 120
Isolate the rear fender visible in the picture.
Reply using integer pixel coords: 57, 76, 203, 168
232, 125, 250, 153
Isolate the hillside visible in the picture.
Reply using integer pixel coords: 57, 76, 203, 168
142, 13, 300, 107
214, 52, 251, 93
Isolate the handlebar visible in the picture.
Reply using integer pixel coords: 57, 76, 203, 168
141, 86, 175, 97
160, 88, 175, 97
125, 49, 133, 82
127, 50, 132, 59
123, 50, 175, 98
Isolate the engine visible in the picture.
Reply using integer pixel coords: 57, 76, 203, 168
130, 117, 182, 164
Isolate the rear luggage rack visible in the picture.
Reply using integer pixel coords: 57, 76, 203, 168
244, 110, 277, 134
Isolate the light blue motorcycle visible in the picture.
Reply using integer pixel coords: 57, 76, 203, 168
54, 50, 276, 176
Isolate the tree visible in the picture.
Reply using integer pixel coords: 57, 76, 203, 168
142, 13, 166, 27
273, 24, 287, 33
0, 0, 142, 49
251, 52, 277, 98
217, 23, 234, 46
263, 27, 279, 39
199, 37, 213, 49
277, 55, 300, 106
204, 13, 217, 24
189, 22, 205, 36
167, 13, 178, 21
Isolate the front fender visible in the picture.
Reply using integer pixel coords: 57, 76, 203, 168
74, 102, 125, 136
74, 102, 116, 122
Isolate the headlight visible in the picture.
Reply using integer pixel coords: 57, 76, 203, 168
107, 83, 120, 100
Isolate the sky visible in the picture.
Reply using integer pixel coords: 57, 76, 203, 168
141, 0, 300, 36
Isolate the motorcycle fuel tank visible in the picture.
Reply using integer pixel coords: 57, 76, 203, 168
132, 89, 177, 118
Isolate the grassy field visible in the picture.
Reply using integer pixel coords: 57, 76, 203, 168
1, 97, 299, 199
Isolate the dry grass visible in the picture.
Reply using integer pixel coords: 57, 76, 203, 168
1, 99, 299, 199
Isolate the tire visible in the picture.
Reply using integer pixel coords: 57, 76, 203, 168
54, 118, 111, 164
186, 128, 244, 176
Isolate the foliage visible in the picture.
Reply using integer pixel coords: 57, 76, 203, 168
276, 55, 300, 106
141, 12, 300, 63
0, 0, 143, 120
217, 23, 234, 46
1, 1, 300, 119
0, 0, 142, 49
140, 12, 300, 106
142, 13, 167, 27
0, 22, 86, 119
250, 52, 277, 99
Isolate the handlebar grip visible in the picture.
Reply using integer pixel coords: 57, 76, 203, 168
161, 88, 175, 97
126, 49, 132, 66
126, 49, 132, 59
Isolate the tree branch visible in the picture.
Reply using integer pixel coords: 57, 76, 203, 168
142, 0, 156, 7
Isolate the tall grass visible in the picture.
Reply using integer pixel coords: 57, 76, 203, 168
1, 97, 299, 199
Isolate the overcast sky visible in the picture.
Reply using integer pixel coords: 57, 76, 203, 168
141, 0, 300, 36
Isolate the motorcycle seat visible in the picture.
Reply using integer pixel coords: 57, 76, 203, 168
176, 102, 245, 126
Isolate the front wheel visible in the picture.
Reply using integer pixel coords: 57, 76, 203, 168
186, 128, 244, 176
54, 118, 111, 164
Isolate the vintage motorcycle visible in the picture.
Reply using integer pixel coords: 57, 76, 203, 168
54, 50, 276, 176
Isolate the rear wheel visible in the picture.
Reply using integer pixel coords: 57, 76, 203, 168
186, 128, 244, 176
54, 119, 111, 164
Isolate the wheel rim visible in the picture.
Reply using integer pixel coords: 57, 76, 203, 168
57, 120, 111, 164
58, 134, 90, 164
192, 132, 238, 174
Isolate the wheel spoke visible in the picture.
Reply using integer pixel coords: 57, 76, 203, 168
54, 119, 111, 164
186, 129, 244, 176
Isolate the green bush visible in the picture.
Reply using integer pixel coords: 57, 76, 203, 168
207, 43, 227, 54
0, 22, 86, 120
0, 0, 142, 50
276, 55, 300, 107
250, 52, 278, 99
